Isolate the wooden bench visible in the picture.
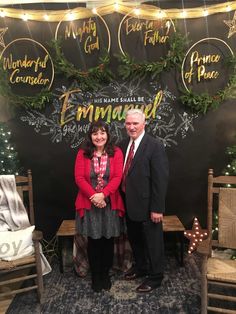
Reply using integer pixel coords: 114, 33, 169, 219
163, 215, 186, 267
56, 215, 185, 273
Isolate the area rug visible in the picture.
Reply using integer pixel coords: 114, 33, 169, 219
7, 253, 201, 314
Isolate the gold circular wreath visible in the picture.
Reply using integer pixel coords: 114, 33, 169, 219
181, 37, 234, 93
0, 37, 54, 92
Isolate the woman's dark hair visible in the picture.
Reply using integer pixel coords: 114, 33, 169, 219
82, 120, 114, 158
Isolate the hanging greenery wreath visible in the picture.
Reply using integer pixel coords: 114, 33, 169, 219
0, 38, 113, 110
117, 31, 188, 80
0, 61, 53, 110
180, 57, 236, 114
0, 31, 235, 113
50, 38, 113, 91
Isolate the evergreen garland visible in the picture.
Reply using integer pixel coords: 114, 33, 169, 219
118, 31, 188, 80
0, 32, 235, 113
180, 56, 236, 114
50, 38, 113, 91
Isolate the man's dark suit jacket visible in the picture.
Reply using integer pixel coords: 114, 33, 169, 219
120, 133, 169, 222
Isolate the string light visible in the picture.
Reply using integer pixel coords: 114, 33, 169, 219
0, 3, 234, 21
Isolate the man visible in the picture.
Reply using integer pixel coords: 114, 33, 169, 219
119, 109, 169, 293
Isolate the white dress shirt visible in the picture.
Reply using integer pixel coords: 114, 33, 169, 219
123, 131, 145, 169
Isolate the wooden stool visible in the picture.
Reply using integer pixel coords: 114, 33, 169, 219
56, 220, 76, 273
163, 215, 185, 266
56, 215, 185, 273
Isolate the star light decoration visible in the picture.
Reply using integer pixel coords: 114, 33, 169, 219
224, 11, 236, 38
184, 217, 208, 254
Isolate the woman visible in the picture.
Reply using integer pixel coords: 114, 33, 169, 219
74, 120, 125, 292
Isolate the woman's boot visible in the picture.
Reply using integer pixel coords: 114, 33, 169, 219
101, 271, 111, 290
100, 237, 114, 291
91, 273, 102, 292
87, 237, 102, 292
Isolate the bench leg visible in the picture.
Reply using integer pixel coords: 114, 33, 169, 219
179, 231, 184, 267
58, 236, 64, 273
173, 232, 184, 267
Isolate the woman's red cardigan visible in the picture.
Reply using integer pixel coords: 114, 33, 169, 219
74, 147, 125, 218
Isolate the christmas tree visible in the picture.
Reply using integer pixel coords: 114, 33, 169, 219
224, 144, 236, 178
224, 144, 236, 259
0, 122, 21, 175
212, 143, 236, 259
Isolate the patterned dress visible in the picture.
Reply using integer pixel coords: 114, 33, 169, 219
76, 158, 124, 239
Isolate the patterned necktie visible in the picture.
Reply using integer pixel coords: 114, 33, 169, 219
122, 141, 135, 192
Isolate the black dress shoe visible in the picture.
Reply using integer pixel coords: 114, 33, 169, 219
124, 268, 147, 280
136, 278, 162, 293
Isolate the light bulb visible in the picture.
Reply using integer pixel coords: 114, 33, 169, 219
156, 10, 164, 19
0, 10, 5, 18
134, 8, 140, 16
22, 13, 28, 21
67, 12, 75, 21
114, 3, 119, 11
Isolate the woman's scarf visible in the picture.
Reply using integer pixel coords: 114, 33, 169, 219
93, 151, 108, 191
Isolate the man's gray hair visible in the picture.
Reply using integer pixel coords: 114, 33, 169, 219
125, 109, 146, 122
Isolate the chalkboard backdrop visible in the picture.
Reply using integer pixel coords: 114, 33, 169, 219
0, 1, 236, 239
